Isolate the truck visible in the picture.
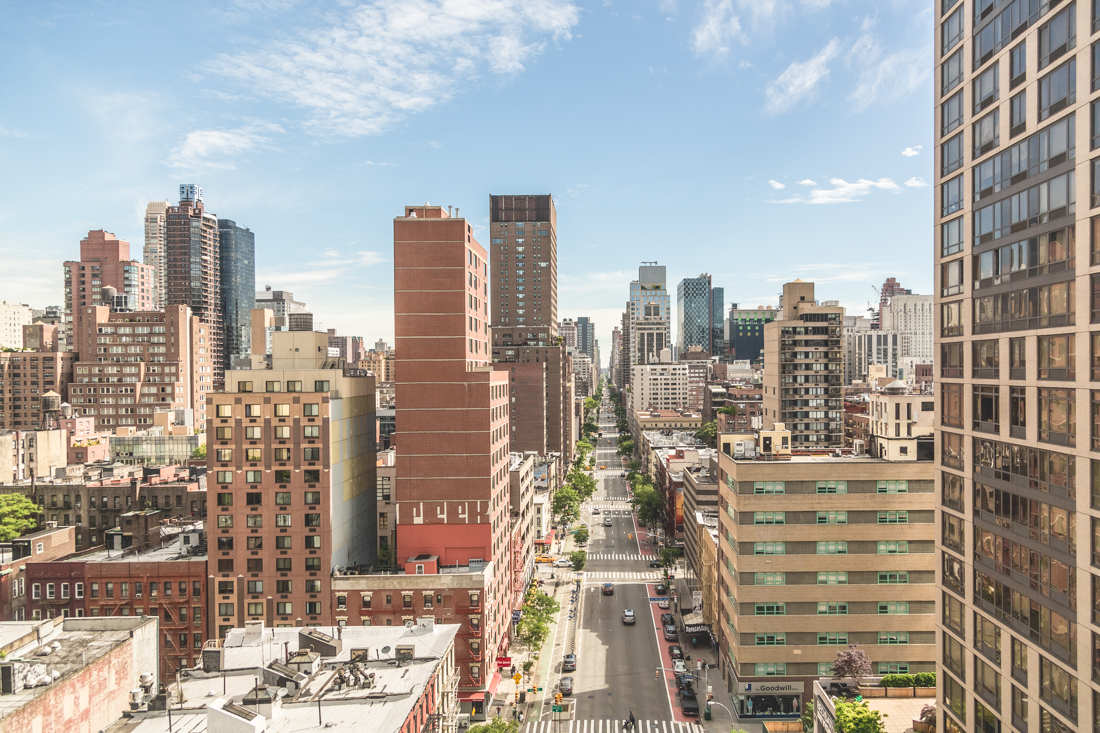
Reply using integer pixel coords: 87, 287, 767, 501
679, 686, 700, 716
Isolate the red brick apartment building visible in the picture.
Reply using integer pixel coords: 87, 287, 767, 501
62, 229, 154, 347
0, 324, 76, 430
0, 524, 75, 621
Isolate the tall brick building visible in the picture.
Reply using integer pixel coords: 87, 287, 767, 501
62, 230, 154, 351
165, 184, 222, 393
0, 323, 76, 430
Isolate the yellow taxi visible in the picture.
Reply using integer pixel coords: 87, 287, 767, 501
535, 555, 555, 563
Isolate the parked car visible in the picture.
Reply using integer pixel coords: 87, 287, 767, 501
648, 559, 662, 568
679, 686, 700, 716
660, 613, 674, 627
657, 598, 670, 609
655, 583, 668, 595
535, 555, 554, 563
668, 645, 683, 660
663, 624, 678, 641
602, 582, 614, 595
603, 517, 612, 526
622, 609, 636, 625
553, 558, 573, 568
559, 677, 574, 696
592, 507, 601, 514
672, 659, 687, 674
562, 654, 577, 672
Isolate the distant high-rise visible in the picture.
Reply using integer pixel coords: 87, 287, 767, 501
677, 274, 712, 352
576, 316, 596, 360
165, 184, 222, 394
625, 264, 670, 383
218, 219, 255, 370
490, 194, 572, 460
763, 280, 843, 446
143, 201, 170, 309
710, 286, 725, 357
63, 230, 155, 348
873, 277, 911, 330
728, 304, 776, 364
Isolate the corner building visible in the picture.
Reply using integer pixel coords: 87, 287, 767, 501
934, 3, 1093, 732
206, 330, 376, 635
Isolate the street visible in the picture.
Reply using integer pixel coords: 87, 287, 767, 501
528, 400, 711, 733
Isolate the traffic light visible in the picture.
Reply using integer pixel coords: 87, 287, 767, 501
515, 690, 520, 703
655, 668, 660, 679
555, 692, 563, 704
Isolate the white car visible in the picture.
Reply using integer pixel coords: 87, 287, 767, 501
553, 558, 573, 568
672, 659, 687, 674
657, 598, 670, 609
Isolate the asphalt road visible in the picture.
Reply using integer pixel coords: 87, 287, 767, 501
564, 403, 674, 726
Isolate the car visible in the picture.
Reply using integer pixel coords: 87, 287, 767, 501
592, 507, 601, 514
622, 609, 636, 625
672, 659, 687, 674
664, 624, 678, 641
559, 676, 574, 696
602, 582, 614, 595
657, 598, 670, 609
668, 645, 683, 660
603, 517, 613, 526
562, 654, 577, 672
660, 613, 674, 627
679, 687, 699, 716
535, 555, 554, 564
655, 583, 668, 595
553, 558, 573, 568
621, 472, 626, 477
648, 559, 662, 568
600, 465, 607, 469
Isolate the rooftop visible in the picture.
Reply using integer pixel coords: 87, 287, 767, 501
642, 430, 705, 448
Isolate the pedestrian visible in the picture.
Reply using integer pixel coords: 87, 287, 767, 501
496, 705, 502, 718
629, 712, 635, 730
510, 665, 516, 677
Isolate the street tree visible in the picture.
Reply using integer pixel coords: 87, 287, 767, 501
631, 482, 664, 528
574, 526, 589, 544
0, 494, 39, 541
469, 718, 520, 733
617, 439, 634, 456
834, 700, 886, 733
191, 443, 206, 459
695, 420, 717, 447
552, 486, 581, 524
570, 550, 587, 571
833, 643, 873, 689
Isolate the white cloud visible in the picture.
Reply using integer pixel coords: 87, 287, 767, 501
659, 0, 678, 13
797, 179, 817, 186
691, 0, 743, 57
566, 184, 589, 197
0, 126, 28, 139
767, 180, 786, 189
801, 0, 833, 8
764, 38, 840, 114
356, 251, 387, 266
738, 59, 752, 68
770, 177, 902, 204
207, 0, 581, 137
847, 25, 929, 111
901, 146, 922, 157
165, 125, 280, 170
904, 177, 928, 188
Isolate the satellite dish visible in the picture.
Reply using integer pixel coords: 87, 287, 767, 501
381, 646, 392, 655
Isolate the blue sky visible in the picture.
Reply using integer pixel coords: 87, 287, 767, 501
0, 0, 933, 357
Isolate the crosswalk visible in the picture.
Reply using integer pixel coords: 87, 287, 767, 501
585, 553, 646, 561
582, 571, 661, 580
524, 720, 701, 733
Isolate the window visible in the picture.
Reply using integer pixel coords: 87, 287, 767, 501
877, 481, 908, 493
275, 492, 291, 505
819, 632, 848, 645
238, 381, 252, 393
216, 404, 232, 418
972, 340, 999, 378
755, 663, 786, 676
245, 404, 261, 417
246, 514, 262, 528
944, 633, 966, 679
277, 602, 292, 615
942, 216, 964, 256
246, 559, 263, 572
942, 6, 963, 54
878, 511, 908, 523
974, 63, 999, 114
1039, 334, 1075, 379
879, 602, 909, 615
818, 602, 847, 615
754, 542, 784, 555
304, 491, 320, 504
274, 448, 291, 461
973, 384, 1000, 431
878, 541, 909, 554
217, 515, 233, 528
244, 470, 261, 484
1039, 59, 1076, 121
75, 582, 83, 599
274, 403, 290, 417
216, 471, 232, 484
754, 573, 785, 585
276, 514, 291, 527
215, 427, 232, 440
942, 90, 964, 135
273, 426, 290, 439
941, 258, 964, 296
944, 592, 964, 635
314, 380, 330, 392
286, 381, 302, 393
753, 512, 784, 524
216, 492, 232, 506
276, 559, 292, 571
306, 602, 321, 615
215, 449, 232, 463
246, 537, 263, 550
305, 470, 321, 482
218, 603, 234, 617
1038, 4, 1075, 70
942, 175, 963, 215
218, 559, 234, 572
265, 381, 281, 393
942, 48, 963, 95
303, 448, 320, 461
1010, 40, 1027, 86
816, 481, 846, 494
245, 492, 262, 506
304, 403, 319, 416
755, 633, 785, 645
817, 541, 847, 555
879, 572, 909, 584
944, 672, 966, 723
276, 536, 291, 549
753, 481, 784, 494
942, 133, 964, 175
817, 511, 847, 524
1040, 656, 1077, 719
305, 535, 321, 549
247, 603, 264, 616
1039, 387, 1076, 446
245, 426, 262, 440
973, 110, 999, 157
817, 572, 848, 585
942, 301, 963, 337
305, 558, 321, 571
1010, 91, 1027, 136
754, 603, 785, 615
1010, 337, 1027, 379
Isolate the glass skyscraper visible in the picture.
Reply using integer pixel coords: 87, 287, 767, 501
218, 219, 255, 370
677, 273, 712, 353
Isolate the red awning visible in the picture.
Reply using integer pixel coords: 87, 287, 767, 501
535, 530, 556, 545
486, 670, 502, 697
458, 692, 483, 702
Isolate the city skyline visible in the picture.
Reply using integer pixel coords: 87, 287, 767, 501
0, 1, 933, 352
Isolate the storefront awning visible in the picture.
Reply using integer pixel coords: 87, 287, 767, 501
534, 530, 556, 545
485, 670, 502, 698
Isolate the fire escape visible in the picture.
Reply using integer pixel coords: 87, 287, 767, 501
158, 602, 191, 673
423, 656, 461, 733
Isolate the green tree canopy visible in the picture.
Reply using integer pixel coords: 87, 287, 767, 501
631, 480, 664, 528
584, 396, 598, 413
696, 420, 717, 447
834, 700, 887, 733
717, 406, 738, 416
469, 717, 520, 733
0, 494, 40, 541
569, 550, 587, 571
574, 526, 589, 545
552, 486, 581, 524
191, 443, 207, 459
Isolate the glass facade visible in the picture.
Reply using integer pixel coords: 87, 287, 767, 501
218, 219, 255, 370
677, 274, 712, 352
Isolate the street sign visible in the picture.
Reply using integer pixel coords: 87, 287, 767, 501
513, 673, 522, 684
496, 656, 512, 668
552, 705, 563, 713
